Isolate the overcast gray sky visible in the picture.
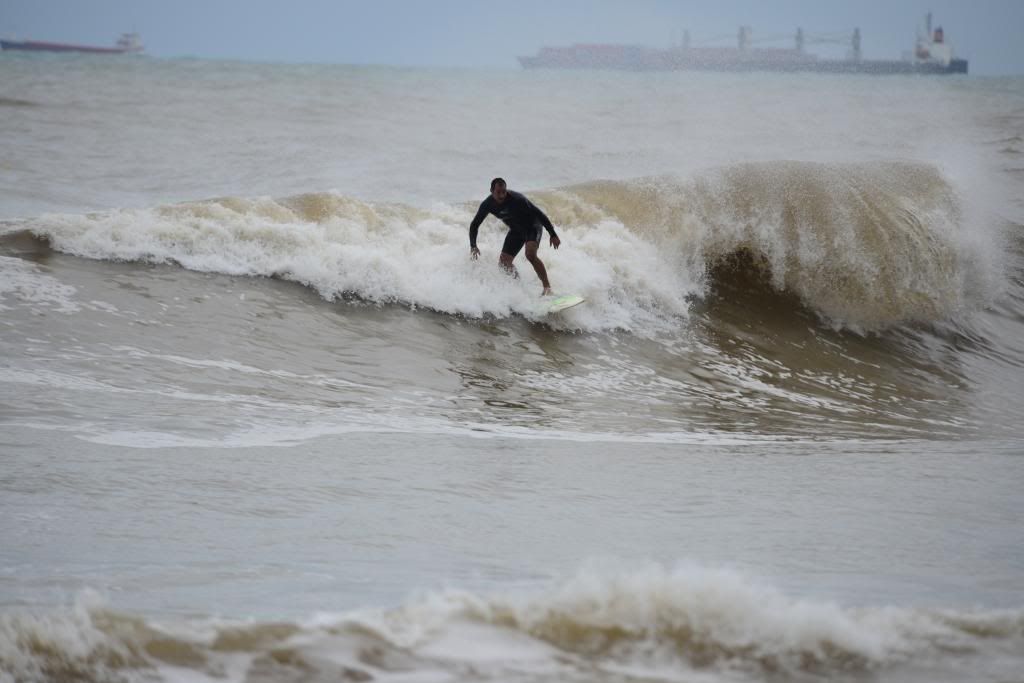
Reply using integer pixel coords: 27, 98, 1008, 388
2, 1, 1023, 75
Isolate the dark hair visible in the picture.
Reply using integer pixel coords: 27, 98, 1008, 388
490, 177, 506, 191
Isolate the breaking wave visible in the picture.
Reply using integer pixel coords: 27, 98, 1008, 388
2, 565, 1022, 683
2, 160, 1003, 332
552, 161, 1002, 330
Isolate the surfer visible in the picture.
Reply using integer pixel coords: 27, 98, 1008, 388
469, 177, 561, 295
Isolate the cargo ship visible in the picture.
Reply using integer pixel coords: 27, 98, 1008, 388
519, 14, 966, 75
1, 32, 143, 54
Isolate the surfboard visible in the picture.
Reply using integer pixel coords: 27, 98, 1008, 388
541, 293, 585, 315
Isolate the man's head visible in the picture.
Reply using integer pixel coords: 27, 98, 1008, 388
490, 177, 507, 203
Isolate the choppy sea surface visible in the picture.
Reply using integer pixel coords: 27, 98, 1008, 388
1, 54, 1023, 682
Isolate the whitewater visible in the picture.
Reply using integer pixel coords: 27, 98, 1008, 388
1, 55, 1023, 682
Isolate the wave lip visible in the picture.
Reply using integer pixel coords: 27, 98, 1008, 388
3, 566, 1022, 683
557, 160, 1002, 331
704, 161, 985, 330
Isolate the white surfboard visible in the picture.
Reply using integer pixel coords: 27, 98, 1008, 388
540, 293, 585, 315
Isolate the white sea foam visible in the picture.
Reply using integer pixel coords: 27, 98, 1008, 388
0, 255, 80, 314
2, 565, 1021, 683
20, 194, 694, 334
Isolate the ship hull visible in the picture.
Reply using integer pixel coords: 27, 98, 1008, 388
518, 51, 968, 75
1, 40, 138, 54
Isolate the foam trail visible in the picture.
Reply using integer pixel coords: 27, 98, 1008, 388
0, 255, 80, 314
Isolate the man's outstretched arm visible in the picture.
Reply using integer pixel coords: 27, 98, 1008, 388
469, 200, 490, 257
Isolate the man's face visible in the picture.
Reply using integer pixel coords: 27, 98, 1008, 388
491, 184, 508, 203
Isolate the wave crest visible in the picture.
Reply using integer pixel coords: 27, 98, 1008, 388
3, 160, 1001, 332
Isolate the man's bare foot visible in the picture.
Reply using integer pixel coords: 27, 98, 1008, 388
542, 286, 553, 296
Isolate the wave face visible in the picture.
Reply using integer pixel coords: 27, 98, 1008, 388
3, 566, 1022, 683
6, 160, 1002, 334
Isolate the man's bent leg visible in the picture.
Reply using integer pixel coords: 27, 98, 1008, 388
499, 252, 519, 279
524, 241, 551, 294
499, 230, 526, 279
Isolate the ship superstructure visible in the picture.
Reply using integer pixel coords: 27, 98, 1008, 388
519, 14, 966, 75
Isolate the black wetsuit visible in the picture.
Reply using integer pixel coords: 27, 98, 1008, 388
469, 190, 558, 257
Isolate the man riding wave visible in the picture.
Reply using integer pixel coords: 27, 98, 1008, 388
469, 177, 561, 295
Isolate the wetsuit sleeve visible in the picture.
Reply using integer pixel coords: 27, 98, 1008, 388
528, 199, 558, 238
469, 199, 490, 248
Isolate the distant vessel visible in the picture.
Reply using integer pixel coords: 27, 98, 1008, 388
519, 14, 966, 75
0, 32, 143, 54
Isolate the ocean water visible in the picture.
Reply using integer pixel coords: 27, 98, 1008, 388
1, 54, 1023, 682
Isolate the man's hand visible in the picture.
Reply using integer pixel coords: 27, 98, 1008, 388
550, 235, 561, 250
470, 246, 480, 260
